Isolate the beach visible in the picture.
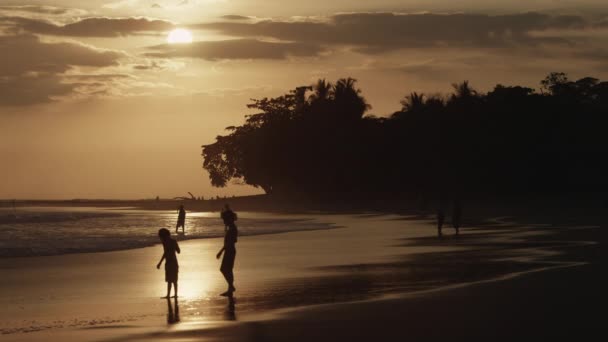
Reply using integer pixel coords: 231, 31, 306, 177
0, 206, 602, 341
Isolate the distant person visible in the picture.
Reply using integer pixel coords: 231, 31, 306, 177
217, 204, 238, 296
157, 228, 181, 298
176, 205, 186, 233
452, 199, 462, 235
437, 198, 447, 238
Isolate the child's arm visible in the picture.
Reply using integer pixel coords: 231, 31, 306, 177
156, 254, 165, 269
216, 247, 225, 259
176, 241, 181, 254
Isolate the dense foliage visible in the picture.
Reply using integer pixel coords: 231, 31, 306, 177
202, 73, 607, 198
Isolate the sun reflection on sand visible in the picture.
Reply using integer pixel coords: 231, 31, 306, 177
171, 239, 225, 301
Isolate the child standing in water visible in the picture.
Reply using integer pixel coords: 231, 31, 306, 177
157, 228, 180, 298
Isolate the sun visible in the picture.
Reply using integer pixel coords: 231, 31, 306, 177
167, 29, 193, 44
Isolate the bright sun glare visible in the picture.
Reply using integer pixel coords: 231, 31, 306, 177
167, 29, 193, 44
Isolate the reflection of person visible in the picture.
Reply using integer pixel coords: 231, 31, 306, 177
166, 297, 180, 324
157, 228, 181, 298
224, 296, 236, 321
176, 205, 186, 233
217, 204, 238, 296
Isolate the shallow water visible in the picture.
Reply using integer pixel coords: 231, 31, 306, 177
0, 207, 335, 257
0, 211, 598, 340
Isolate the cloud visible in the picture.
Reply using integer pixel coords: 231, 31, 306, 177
133, 63, 162, 70
105, 0, 227, 10
0, 34, 125, 106
193, 12, 597, 52
0, 34, 124, 76
195, 85, 274, 97
220, 15, 253, 21
2, 16, 174, 37
131, 58, 184, 70
0, 5, 89, 26
0, 5, 74, 15
146, 39, 325, 60
0, 74, 75, 106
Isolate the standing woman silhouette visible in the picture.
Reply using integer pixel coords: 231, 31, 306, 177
176, 205, 186, 234
217, 204, 238, 296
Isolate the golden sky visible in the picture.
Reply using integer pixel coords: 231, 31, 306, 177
1, 0, 608, 199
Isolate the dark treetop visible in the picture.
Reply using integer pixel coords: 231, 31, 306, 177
203, 73, 607, 199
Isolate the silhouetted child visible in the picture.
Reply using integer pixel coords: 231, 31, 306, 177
157, 228, 180, 298
217, 204, 238, 296
176, 205, 186, 233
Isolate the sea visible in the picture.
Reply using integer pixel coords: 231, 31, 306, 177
0, 206, 334, 257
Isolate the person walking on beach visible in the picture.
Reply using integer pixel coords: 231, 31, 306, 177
452, 199, 462, 235
176, 205, 186, 233
437, 198, 447, 238
157, 228, 181, 298
217, 204, 238, 297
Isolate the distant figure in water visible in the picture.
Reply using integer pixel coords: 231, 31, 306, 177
437, 198, 447, 238
176, 205, 186, 233
157, 228, 181, 298
217, 204, 238, 297
452, 199, 462, 235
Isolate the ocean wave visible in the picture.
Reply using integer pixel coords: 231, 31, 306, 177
0, 207, 334, 258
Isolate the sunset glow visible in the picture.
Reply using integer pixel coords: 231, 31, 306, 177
167, 29, 193, 44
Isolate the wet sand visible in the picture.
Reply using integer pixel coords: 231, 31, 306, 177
0, 210, 602, 341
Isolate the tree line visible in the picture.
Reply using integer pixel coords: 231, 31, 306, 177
202, 73, 607, 199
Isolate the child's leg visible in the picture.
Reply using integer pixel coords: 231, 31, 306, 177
173, 282, 178, 298
221, 266, 234, 290
227, 269, 235, 291
220, 268, 229, 284
165, 283, 171, 298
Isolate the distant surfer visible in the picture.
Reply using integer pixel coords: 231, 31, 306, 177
176, 205, 186, 234
217, 204, 238, 297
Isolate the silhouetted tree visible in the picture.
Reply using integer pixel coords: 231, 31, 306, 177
202, 73, 607, 199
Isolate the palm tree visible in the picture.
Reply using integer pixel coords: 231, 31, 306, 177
400, 92, 426, 112
309, 79, 333, 104
451, 81, 477, 101
332, 77, 371, 120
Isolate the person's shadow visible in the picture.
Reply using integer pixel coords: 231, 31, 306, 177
224, 296, 237, 321
166, 297, 180, 324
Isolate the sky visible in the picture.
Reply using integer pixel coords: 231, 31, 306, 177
1, 0, 607, 199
